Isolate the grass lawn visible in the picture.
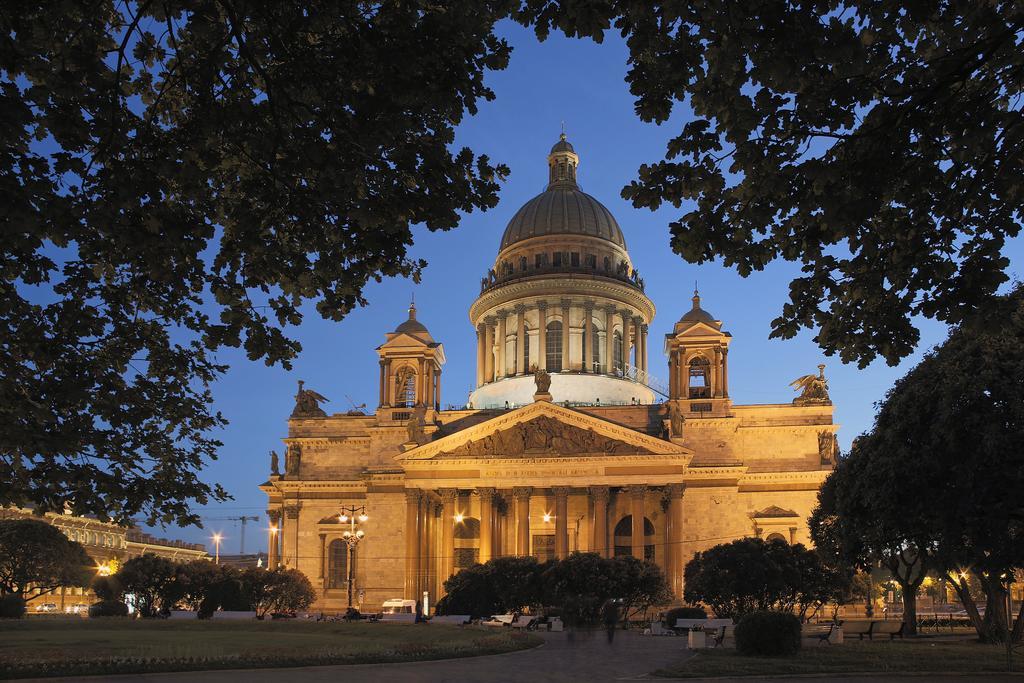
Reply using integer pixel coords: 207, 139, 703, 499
655, 640, 1015, 678
0, 617, 541, 679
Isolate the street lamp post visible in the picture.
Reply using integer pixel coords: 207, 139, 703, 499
338, 506, 368, 611
212, 533, 223, 564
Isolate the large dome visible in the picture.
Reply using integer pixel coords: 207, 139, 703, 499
499, 187, 626, 250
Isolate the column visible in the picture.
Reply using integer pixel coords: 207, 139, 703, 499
479, 487, 495, 563
619, 310, 631, 372
496, 312, 507, 379
641, 325, 649, 375
425, 361, 435, 407
417, 358, 426, 406
583, 302, 594, 373
681, 350, 690, 397
434, 370, 441, 409
384, 359, 393, 406
484, 317, 495, 383
722, 348, 729, 397
515, 305, 526, 375
318, 533, 327, 580
553, 487, 570, 559
714, 348, 725, 398
378, 361, 386, 407
439, 488, 458, 584
590, 486, 609, 558
419, 495, 431, 600
513, 487, 532, 556
604, 306, 615, 374
560, 299, 571, 371
666, 484, 685, 597
632, 317, 642, 372
405, 489, 421, 599
476, 324, 485, 386
537, 302, 548, 371
267, 509, 280, 567
285, 504, 301, 568
627, 485, 646, 559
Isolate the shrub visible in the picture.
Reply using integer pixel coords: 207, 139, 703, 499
88, 600, 129, 618
0, 594, 26, 618
664, 605, 706, 626
735, 610, 802, 657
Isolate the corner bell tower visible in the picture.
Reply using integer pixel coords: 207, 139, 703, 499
376, 302, 445, 422
665, 290, 732, 416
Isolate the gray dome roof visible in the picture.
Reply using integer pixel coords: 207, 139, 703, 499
550, 136, 575, 154
393, 302, 433, 339
674, 291, 717, 332
500, 187, 627, 251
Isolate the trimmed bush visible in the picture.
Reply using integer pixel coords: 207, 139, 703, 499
735, 610, 802, 657
0, 594, 26, 618
88, 600, 129, 618
665, 605, 707, 626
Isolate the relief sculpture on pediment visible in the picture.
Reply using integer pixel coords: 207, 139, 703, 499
439, 416, 651, 457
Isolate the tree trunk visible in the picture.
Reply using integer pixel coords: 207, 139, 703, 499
1012, 597, 1023, 644
899, 584, 918, 635
947, 573, 986, 639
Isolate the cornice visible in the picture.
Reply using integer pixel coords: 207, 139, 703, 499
469, 276, 655, 323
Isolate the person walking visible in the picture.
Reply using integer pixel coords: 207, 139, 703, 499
602, 599, 619, 645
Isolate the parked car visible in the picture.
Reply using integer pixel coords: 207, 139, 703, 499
65, 603, 90, 614
380, 598, 418, 623
34, 602, 58, 612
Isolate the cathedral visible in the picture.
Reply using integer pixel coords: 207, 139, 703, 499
260, 135, 838, 612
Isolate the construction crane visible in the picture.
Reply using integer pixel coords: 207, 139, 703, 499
206, 515, 260, 554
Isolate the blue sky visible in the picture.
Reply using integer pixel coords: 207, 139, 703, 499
163, 23, 1023, 552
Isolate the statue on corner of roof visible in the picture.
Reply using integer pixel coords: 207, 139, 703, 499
790, 364, 831, 405
269, 450, 280, 476
405, 406, 426, 445
291, 380, 328, 418
668, 401, 685, 438
284, 443, 301, 477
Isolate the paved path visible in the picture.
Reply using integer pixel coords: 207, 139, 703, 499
10, 630, 693, 683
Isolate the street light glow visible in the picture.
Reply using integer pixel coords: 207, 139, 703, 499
454, 512, 464, 523
358, 513, 368, 522
543, 513, 552, 523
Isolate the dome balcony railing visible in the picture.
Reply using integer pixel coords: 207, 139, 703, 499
479, 260, 645, 294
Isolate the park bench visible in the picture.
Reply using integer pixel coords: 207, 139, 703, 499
843, 620, 874, 640
802, 621, 842, 644
510, 615, 538, 630
674, 618, 733, 648
871, 619, 906, 640
431, 614, 471, 625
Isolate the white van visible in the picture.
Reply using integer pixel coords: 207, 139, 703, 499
380, 598, 418, 623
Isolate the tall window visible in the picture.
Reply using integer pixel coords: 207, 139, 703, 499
689, 357, 711, 398
546, 321, 563, 372
612, 516, 656, 561
613, 330, 623, 372
327, 539, 349, 588
519, 256, 527, 272
395, 368, 416, 407
523, 328, 530, 372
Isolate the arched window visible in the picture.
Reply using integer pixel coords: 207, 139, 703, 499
519, 256, 527, 272
689, 357, 711, 398
327, 539, 349, 588
546, 321, 563, 372
612, 515, 656, 562
395, 367, 416, 407
613, 331, 623, 373
765, 532, 788, 544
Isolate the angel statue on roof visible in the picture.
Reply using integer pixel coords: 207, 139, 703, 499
291, 380, 328, 418
790, 364, 831, 405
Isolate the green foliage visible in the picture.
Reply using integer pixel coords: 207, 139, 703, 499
115, 554, 178, 618
734, 611, 802, 657
243, 568, 315, 619
0, 518, 93, 598
90, 575, 123, 602
811, 287, 1024, 643
664, 605, 707, 626
1, 0, 513, 526
439, 553, 671, 625
517, 2, 1024, 367
684, 537, 849, 620
0, 593, 26, 618
88, 599, 129, 618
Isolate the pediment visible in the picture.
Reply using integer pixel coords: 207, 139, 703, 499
377, 331, 437, 349
752, 505, 799, 519
398, 400, 690, 461
675, 321, 729, 337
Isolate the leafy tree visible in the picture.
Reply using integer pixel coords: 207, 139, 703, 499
243, 567, 314, 619
115, 553, 178, 617
0, 518, 92, 599
608, 555, 673, 625
684, 537, 848, 621
814, 288, 1024, 643
540, 552, 621, 625
1, 0, 512, 525
435, 563, 502, 619
810, 448, 931, 635
90, 574, 123, 602
519, 1, 1024, 367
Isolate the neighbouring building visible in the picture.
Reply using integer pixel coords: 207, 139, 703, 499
260, 135, 839, 613
1, 507, 207, 610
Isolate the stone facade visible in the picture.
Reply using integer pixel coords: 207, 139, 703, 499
260, 135, 837, 613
